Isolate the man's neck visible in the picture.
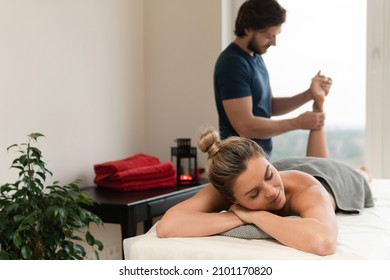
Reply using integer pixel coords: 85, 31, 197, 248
233, 37, 254, 56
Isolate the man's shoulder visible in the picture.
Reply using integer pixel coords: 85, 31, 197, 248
216, 45, 250, 71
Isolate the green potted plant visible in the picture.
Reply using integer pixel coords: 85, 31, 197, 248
0, 133, 104, 259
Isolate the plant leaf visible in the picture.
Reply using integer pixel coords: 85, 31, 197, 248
6, 144, 18, 152
85, 231, 95, 246
95, 240, 104, 251
21, 246, 32, 260
28, 133, 45, 141
12, 233, 22, 247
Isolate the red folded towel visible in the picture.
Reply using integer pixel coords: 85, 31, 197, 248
96, 176, 177, 192
109, 162, 175, 182
93, 153, 177, 191
94, 153, 161, 182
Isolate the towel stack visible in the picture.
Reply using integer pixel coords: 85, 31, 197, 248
93, 153, 176, 191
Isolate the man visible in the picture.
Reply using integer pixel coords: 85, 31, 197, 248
213, 0, 332, 158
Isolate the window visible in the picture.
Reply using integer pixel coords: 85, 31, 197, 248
264, 0, 367, 168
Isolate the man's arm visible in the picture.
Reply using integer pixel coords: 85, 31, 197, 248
271, 89, 312, 116
223, 96, 324, 139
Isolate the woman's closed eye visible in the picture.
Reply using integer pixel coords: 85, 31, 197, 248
265, 168, 273, 181
249, 190, 259, 199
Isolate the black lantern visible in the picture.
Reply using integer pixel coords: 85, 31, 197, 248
171, 138, 198, 186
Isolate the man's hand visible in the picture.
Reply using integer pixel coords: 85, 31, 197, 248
295, 111, 325, 131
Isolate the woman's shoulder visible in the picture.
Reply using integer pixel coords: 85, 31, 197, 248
280, 170, 316, 189
188, 183, 232, 212
280, 170, 335, 214
280, 170, 328, 201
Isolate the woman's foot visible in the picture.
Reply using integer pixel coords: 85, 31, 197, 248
358, 166, 372, 183
311, 71, 330, 112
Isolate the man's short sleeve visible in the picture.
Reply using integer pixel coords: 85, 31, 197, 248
215, 56, 252, 100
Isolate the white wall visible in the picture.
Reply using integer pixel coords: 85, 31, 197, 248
0, 0, 221, 186
0, 0, 145, 186
144, 0, 221, 168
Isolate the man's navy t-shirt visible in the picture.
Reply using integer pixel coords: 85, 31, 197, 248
214, 43, 273, 157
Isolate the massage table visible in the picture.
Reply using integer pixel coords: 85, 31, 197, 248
123, 179, 390, 259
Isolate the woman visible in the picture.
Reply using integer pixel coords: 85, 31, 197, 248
156, 76, 374, 256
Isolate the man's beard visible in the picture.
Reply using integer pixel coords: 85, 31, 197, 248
248, 39, 269, 55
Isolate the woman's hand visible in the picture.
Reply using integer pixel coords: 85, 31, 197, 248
229, 204, 256, 224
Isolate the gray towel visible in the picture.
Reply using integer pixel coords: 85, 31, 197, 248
272, 157, 375, 213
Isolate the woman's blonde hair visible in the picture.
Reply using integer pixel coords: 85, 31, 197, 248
198, 127, 266, 202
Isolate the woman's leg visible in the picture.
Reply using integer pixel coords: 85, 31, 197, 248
308, 73, 371, 180
306, 127, 329, 158
306, 87, 329, 158
306, 103, 372, 181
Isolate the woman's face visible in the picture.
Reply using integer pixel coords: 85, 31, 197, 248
231, 156, 285, 211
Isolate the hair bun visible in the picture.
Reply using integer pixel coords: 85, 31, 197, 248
198, 128, 220, 157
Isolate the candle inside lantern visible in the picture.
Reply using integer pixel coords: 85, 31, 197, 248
171, 138, 198, 186
180, 174, 193, 181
